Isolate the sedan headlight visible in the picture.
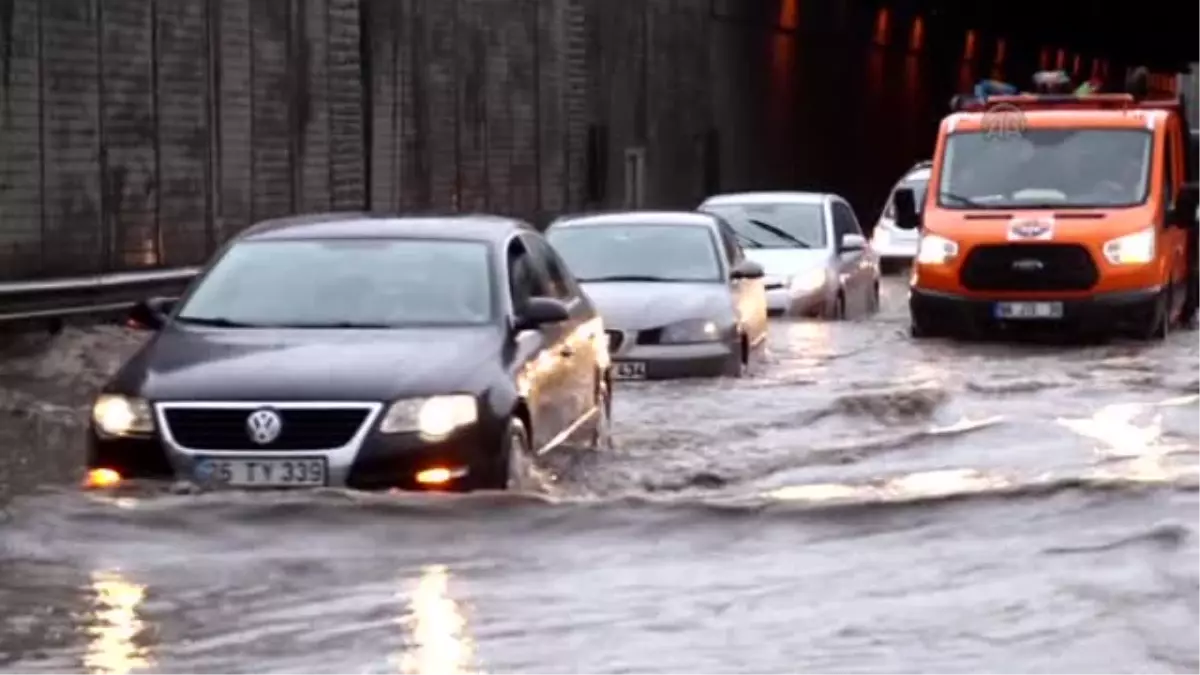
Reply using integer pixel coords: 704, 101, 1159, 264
915, 234, 959, 265
92, 394, 155, 437
790, 268, 828, 293
379, 395, 478, 439
1103, 227, 1155, 265
660, 318, 723, 344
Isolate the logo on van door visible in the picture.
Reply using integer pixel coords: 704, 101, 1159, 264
982, 103, 1026, 141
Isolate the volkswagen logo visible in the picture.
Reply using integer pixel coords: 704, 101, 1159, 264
245, 409, 283, 445
1011, 258, 1044, 272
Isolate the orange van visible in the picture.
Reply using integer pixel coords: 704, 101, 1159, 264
892, 90, 1199, 340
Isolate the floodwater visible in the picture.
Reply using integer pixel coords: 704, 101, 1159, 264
0, 277, 1197, 674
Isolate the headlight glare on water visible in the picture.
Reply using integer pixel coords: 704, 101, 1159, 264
380, 395, 478, 438
91, 394, 155, 437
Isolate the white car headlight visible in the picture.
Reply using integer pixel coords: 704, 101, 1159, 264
92, 394, 155, 437
660, 318, 722, 344
380, 395, 478, 439
915, 234, 959, 265
789, 268, 828, 293
1103, 227, 1155, 265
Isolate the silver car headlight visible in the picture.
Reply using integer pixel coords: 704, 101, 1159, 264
789, 268, 828, 293
92, 394, 155, 437
660, 318, 725, 344
379, 395, 478, 439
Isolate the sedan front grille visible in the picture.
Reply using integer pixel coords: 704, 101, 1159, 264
959, 244, 1099, 292
162, 406, 372, 451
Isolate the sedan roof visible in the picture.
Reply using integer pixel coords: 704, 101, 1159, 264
239, 212, 535, 242
701, 191, 829, 206
550, 210, 718, 228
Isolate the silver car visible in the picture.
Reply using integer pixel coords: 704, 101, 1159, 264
546, 211, 769, 380
698, 191, 881, 319
871, 161, 931, 274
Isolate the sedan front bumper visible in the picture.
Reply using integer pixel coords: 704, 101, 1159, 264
87, 411, 505, 491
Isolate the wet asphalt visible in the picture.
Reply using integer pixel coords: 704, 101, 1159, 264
0, 276, 1197, 674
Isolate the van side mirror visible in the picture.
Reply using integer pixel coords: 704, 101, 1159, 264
891, 188, 920, 230
514, 297, 571, 332
1171, 183, 1199, 229
127, 297, 174, 330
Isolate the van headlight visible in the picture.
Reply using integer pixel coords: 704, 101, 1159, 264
1103, 228, 1155, 265
660, 318, 722, 344
92, 394, 155, 437
915, 234, 959, 265
790, 268, 828, 293
380, 395, 478, 439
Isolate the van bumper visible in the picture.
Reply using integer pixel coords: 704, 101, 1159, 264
908, 287, 1162, 336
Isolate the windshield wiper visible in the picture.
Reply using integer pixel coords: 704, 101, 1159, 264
272, 322, 395, 328
746, 218, 813, 248
733, 232, 765, 248
940, 192, 990, 208
174, 315, 265, 328
577, 275, 681, 282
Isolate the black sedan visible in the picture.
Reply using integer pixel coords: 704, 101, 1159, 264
86, 213, 612, 492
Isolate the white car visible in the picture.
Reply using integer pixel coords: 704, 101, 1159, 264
698, 191, 880, 319
871, 161, 931, 273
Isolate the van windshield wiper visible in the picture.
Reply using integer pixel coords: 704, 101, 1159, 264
746, 219, 813, 248
940, 192, 990, 208
174, 315, 266, 328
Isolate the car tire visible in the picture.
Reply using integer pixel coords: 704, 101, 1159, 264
1140, 286, 1172, 341
589, 376, 613, 451
831, 292, 846, 320
722, 334, 749, 377
480, 416, 532, 490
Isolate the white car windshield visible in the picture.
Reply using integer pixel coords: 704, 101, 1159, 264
547, 223, 723, 282
175, 238, 495, 327
938, 129, 1152, 209
884, 175, 929, 218
702, 203, 827, 249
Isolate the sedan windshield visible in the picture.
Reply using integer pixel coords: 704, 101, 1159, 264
701, 202, 827, 249
175, 238, 495, 327
547, 223, 723, 282
938, 129, 1152, 208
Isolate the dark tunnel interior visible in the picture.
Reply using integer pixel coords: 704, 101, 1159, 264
708, 0, 1198, 226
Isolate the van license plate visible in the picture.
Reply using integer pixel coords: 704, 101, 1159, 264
994, 302, 1064, 320
612, 361, 647, 380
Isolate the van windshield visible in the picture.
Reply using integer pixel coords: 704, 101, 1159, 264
937, 129, 1153, 209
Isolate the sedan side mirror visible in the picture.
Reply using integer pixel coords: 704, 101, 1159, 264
891, 188, 921, 231
127, 297, 175, 331
514, 297, 571, 332
730, 259, 765, 279
840, 233, 866, 252
1170, 182, 1199, 229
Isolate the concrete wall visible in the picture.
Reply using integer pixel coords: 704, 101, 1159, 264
0, 0, 1177, 281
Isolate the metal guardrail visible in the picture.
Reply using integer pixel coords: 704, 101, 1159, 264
0, 268, 200, 324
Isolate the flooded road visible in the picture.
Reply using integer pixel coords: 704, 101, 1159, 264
1, 277, 1197, 673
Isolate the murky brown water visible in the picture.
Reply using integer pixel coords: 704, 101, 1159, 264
1, 278, 1197, 674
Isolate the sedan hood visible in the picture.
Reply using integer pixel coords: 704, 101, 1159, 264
744, 249, 830, 277
581, 281, 734, 331
118, 326, 502, 401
